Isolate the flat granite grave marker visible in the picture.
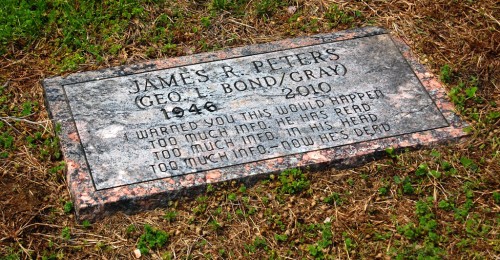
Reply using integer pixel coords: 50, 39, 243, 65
43, 27, 467, 220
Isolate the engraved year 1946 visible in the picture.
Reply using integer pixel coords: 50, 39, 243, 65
160, 101, 218, 120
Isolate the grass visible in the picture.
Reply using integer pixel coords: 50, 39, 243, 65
0, 0, 499, 259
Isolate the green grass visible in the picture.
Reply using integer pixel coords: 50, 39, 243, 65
1, 0, 155, 70
0, 0, 48, 54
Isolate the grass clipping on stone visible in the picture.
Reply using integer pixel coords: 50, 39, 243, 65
0, 0, 499, 259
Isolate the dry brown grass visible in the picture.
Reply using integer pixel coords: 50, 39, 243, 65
1, 0, 499, 259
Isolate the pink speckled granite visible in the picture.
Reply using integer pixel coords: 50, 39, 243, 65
42, 27, 467, 221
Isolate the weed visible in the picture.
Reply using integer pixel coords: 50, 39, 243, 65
440, 161, 457, 174
465, 86, 477, 99
323, 192, 342, 205
288, 12, 301, 23
415, 163, 429, 177
456, 238, 470, 249
324, 4, 363, 28
448, 77, 481, 117
227, 193, 237, 201
271, 216, 286, 231
343, 234, 356, 251
0, 130, 14, 158
464, 216, 488, 236
386, 147, 397, 159
81, 220, 91, 229
95, 241, 111, 251
460, 157, 478, 172
402, 179, 415, 195
378, 186, 389, 196
209, 219, 222, 231
192, 195, 208, 214
307, 222, 333, 258
63, 201, 73, 214
192, 203, 207, 215
429, 170, 442, 179
2, 247, 21, 260
277, 168, 310, 194
197, 239, 208, 249
247, 206, 256, 215
200, 16, 211, 28
161, 43, 177, 54
206, 184, 215, 193
307, 244, 323, 258
430, 150, 441, 158
274, 233, 288, 242
438, 200, 454, 211
493, 192, 500, 204
213, 206, 223, 216
255, 0, 280, 18
211, 0, 230, 11
61, 227, 71, 240
394, 176, 415, 195
374, 232, 392, 241
163, 210, 177, 223
244, 236, 268, 253
440, 64, 452, 83
253, 236, 267, 249
455, 197, 474, 221
397, 198, 439, 241
60, 53, 86, 72
486, 111, 500, 123
108, 44, 122, 55
49, 161, 66, 177
126, 224, 136, 234
137, 224, 169, 255
20, 101, 34, 116
392, 242, 445, 259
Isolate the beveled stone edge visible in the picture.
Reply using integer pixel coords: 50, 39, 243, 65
41, 26, 468, 221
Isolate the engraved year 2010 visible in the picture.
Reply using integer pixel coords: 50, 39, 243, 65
282, 81, 333, 99
160, 101, 217, 119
